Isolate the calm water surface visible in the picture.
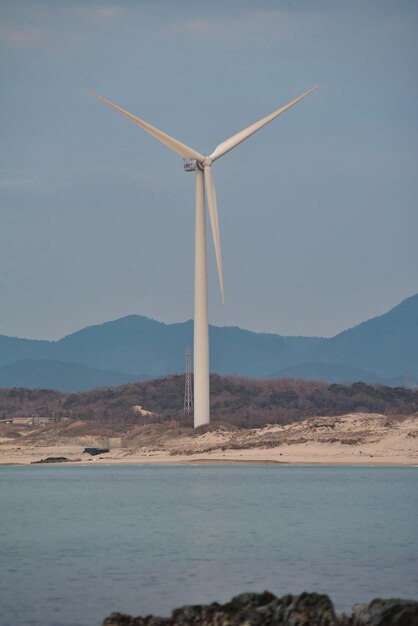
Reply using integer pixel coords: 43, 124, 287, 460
0, 465, 417, 626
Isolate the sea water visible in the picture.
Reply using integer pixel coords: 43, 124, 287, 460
0, 465, 417, 626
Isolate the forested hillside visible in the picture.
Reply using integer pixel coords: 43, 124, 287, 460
1, 375, 417, 428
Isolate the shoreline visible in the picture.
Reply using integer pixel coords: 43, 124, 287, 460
1, 450, 417, 468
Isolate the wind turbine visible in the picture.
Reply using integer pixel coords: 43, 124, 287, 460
88, 85, 317, 428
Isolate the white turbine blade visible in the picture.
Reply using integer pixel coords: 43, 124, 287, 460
87, 90, 205, 162
204, 166, 224, 304
209, 85, 318, 161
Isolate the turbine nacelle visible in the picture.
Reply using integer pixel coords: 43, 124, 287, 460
183, 159, 203, 172
183, 157, 214, 173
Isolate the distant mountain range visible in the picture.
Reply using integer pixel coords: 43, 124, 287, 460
0, 293, 417, 391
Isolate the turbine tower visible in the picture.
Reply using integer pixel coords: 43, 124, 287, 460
88, 86, 317, 427
184, 348, 193, 416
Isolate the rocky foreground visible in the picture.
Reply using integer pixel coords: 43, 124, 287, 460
102, 591, 418, 626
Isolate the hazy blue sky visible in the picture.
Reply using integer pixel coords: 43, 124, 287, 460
1, 0, 417, 340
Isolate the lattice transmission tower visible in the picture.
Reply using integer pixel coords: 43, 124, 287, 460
184, 349, 193, 415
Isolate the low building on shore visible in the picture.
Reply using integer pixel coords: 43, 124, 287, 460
12, 416, 52, 426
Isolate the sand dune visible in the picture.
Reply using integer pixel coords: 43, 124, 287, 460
1, 412, 417, 466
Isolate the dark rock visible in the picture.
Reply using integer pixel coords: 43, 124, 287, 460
269, 592, 338, 625
352, 598, 418, 625
32, 457, 71, 464
102, 593, 418, 626
102, 591, 339, 625
83, 447, 109, 456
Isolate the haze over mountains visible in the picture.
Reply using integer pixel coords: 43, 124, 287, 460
0, 294, 417, 392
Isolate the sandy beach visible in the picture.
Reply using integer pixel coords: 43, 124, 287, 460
1, 412, 417, 466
